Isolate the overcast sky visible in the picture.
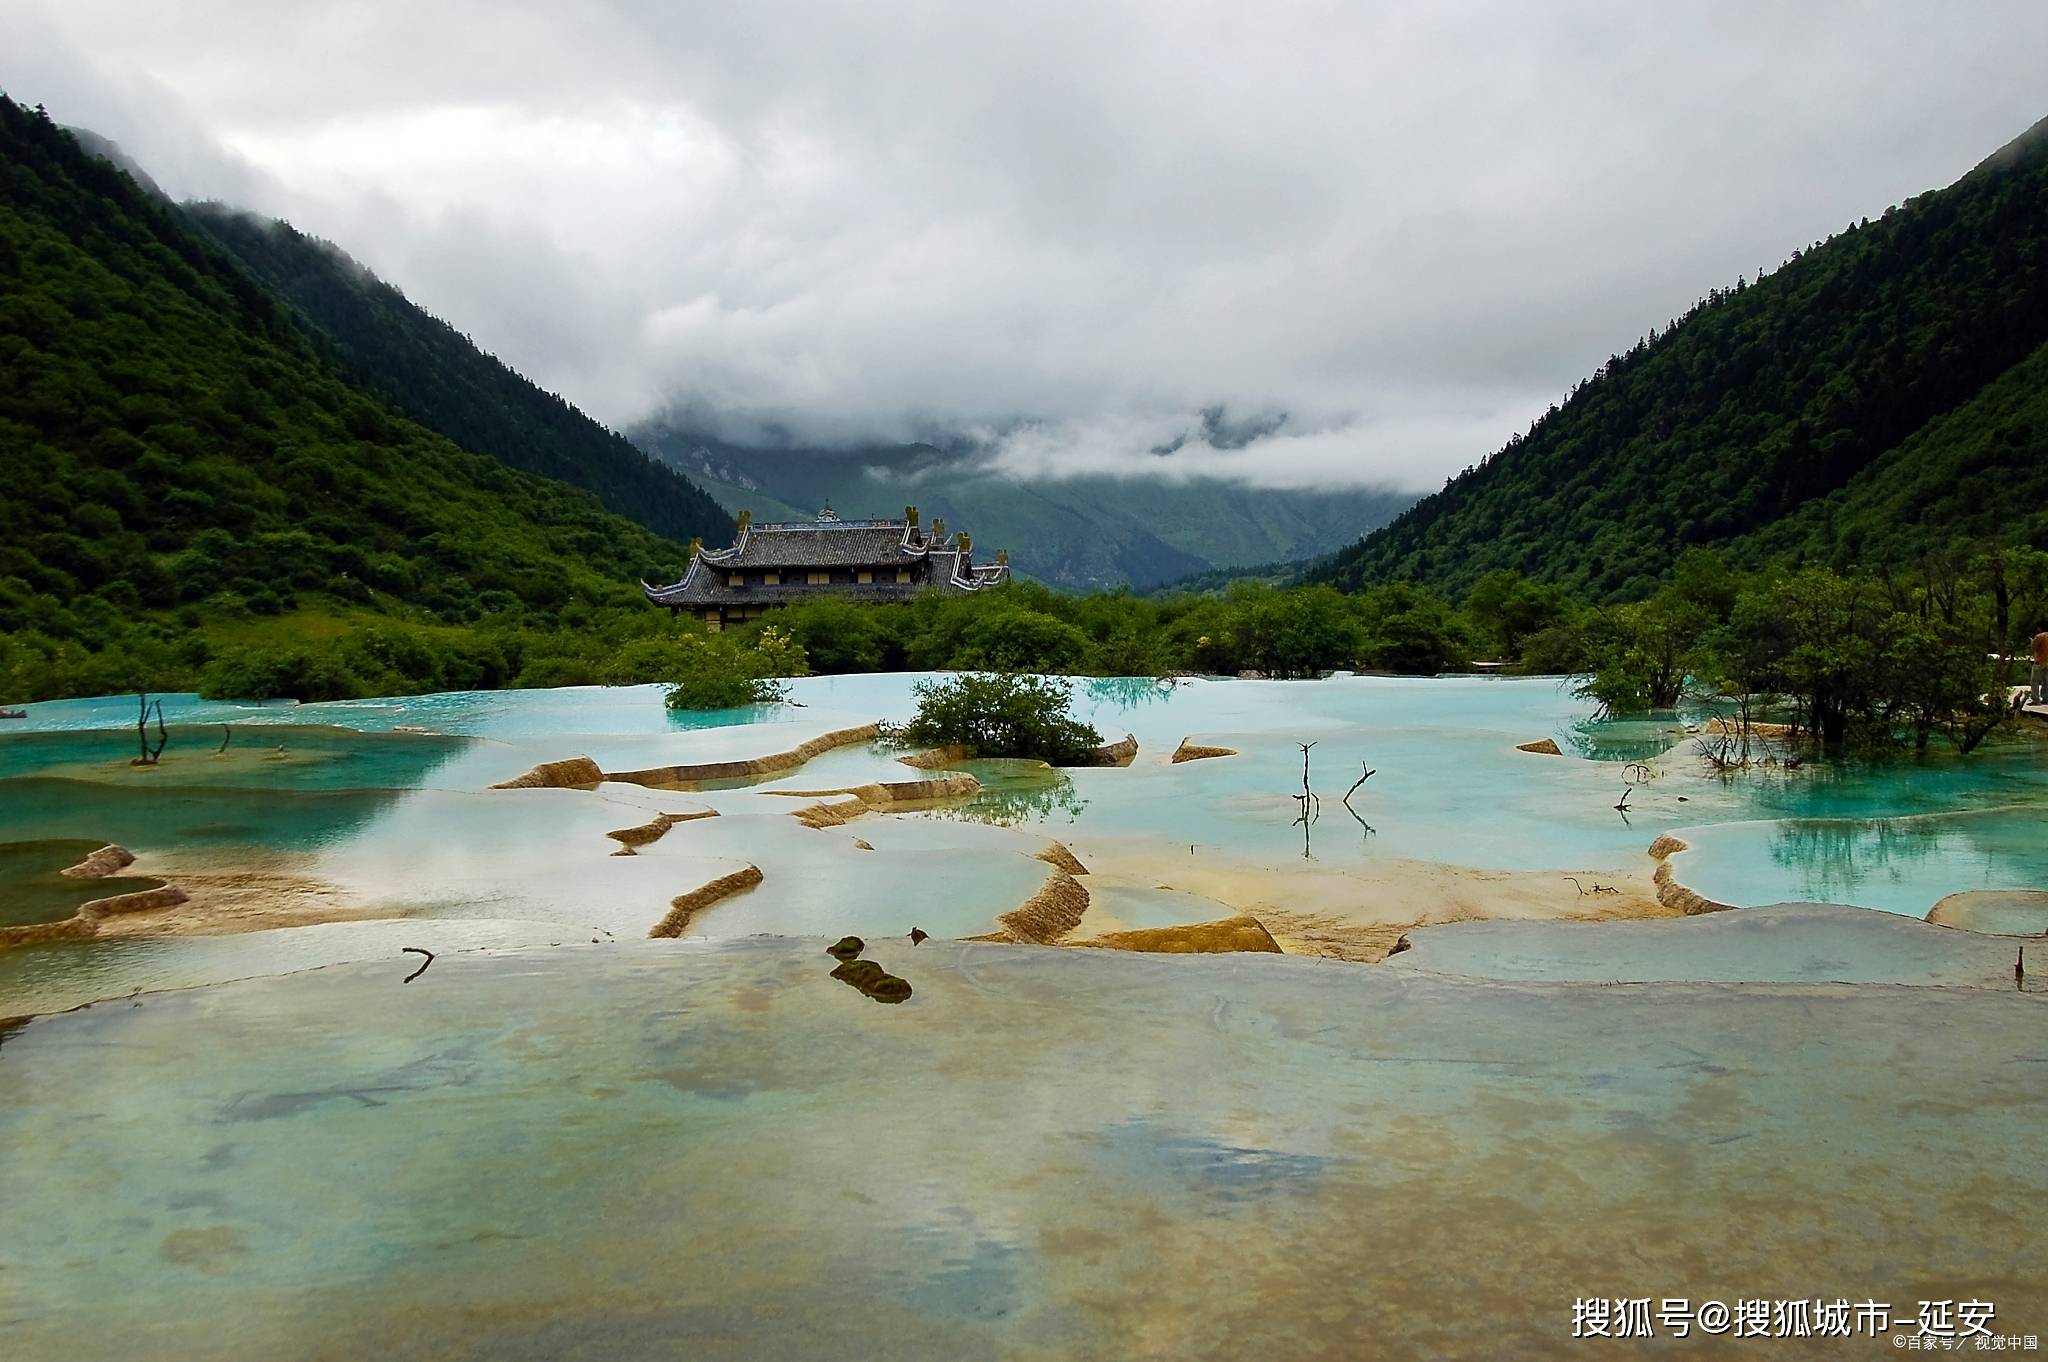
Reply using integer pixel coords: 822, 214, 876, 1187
9, 2, 2048, 491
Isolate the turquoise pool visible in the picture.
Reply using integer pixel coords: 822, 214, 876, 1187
3, 673, 2046, 1013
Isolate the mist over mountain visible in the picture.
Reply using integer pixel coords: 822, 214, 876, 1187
635, 428, 1414, 590
24, 1, 2046, 507
183, 204, 733, 548
1314, 112, 2048, 600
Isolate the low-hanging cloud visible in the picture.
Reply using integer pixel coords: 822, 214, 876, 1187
7, 1, 2047, 491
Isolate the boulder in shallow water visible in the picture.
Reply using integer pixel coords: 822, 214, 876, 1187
1034, 842, 1088, 876
1927, 890, 2048, 936
896, 744, 973, 770
1082, 734, 1139, 767
996, 868, 1091, 944
78, 884, 190, 918
491, 756, 604, 789
606, 724, 882, 788
1073, 915, 1283, 955
646, 865, 764, 939
1646, 833, 1688, 860
606, 809, 718, 851
61, 844, 136, 879
826, 936, 865, 961
830, 958, 912, 1003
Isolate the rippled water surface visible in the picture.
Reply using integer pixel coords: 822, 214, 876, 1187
2, 939, 2043, 1360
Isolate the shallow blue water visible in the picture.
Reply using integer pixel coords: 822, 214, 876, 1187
1, 938, 2042, 1359
3, 675, 2046, 962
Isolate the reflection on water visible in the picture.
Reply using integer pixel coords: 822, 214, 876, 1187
0, 723, 471, 790
1767, 817, 1958, 904
1, 675, 2045, 989
1676, 803, 2048, 915
1565, 709, 1691, 762
0, 725, 472, 857
1083, 675, 1180, 712
922, 760, 1088, 827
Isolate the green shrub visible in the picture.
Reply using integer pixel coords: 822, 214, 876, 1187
885, 671, 1103, 765
770, 598, 885, 673
512, 655, 599, 689
947, 607, 1091, 672
199, 643, 363, 701
663, 625, 810, 711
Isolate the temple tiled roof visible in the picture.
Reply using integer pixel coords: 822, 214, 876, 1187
705, 521, 918, 569
643, 514, 1008, 609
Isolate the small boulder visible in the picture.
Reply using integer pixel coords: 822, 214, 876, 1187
61, 844, 137, 879
491, 756, 605, 789
830, 959, 913, 1003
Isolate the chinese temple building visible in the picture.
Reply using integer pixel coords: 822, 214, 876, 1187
643, 506, 1010, 631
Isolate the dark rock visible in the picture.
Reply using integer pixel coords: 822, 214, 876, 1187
830, 959, 912, 1004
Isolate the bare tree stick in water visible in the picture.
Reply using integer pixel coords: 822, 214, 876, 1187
401, 947, 435, 983
1291, 743, 1320, 821
133, 693, 168, 766
1333, 762, 1375, 835
217, 725, 232, 756
1343, 765, 1376, 799
1613, 784, 1634, 812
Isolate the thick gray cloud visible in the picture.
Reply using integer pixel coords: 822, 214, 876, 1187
8, 1, 2047, 490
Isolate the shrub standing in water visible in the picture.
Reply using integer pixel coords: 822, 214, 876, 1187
887, 672, 1104, 765
663, 626, 809, 711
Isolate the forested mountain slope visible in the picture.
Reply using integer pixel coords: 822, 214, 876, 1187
1736, 335, 2048, 566
186, 204, 731, 546
0, 97, 693, 695
1315, 113, 2048, 600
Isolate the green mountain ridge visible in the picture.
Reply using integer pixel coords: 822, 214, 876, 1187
1315, 111, 2048, 599
183, 204, 732, 547
0, 96, 693, 698
1736, 335, 2048, 565
637, 430, 1414, 590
